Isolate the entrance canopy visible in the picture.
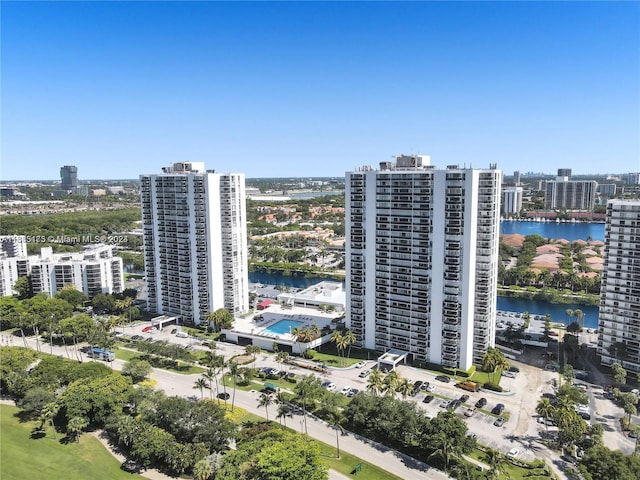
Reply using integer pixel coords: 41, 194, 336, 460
377, 349, 409, 371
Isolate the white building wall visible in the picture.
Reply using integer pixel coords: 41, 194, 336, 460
346, 158, 501, 370
598, 199, 640, 374
141, 163, 248, 325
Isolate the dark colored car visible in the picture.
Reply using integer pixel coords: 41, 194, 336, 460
217, 392, 230, 400
131, 335, 144, 340
475, 397, 487, 408
491, 403, 505, 415
435, 375, 451, 383
412, 381, 423, 394
423, 395, 434, 404
509, 366, 520, 373
578, 411, 591, 420
170, 328, 178, 334
121, 460, 143, 473
449, 400, 461, 410
459, 394, 469, 403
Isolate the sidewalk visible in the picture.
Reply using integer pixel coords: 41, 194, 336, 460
15, 336, 449, 479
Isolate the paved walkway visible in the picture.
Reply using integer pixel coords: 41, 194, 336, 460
14, 336, 449, 480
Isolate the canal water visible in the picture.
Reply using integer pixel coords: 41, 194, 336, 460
250, 221, 604, 327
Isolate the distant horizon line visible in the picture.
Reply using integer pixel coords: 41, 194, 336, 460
1, 171, 637, 184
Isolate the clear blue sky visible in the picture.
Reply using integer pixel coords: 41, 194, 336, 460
2, 1, 639, 180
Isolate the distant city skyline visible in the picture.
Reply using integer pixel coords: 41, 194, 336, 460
2, 2, 639, 180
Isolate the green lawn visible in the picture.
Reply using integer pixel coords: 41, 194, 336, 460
0, 405, 140, 480
315, 439, 404, 480
467, 448, 552, 479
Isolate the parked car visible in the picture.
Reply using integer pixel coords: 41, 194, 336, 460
502, 370, 516, 378
340, 386, 352, 396
354, 361, 366, 369
475, 397, 487, 408
578, 411, 591, 420
347, 388, 359, 398
537, 416, 555, 426
439, 400, 451, 408
464, 407, 477, 417
131, 335, 144, 341
321, 381, 336, 392
426, 385, 437, 392
459, 394, 469, 403
121, 460, 143, 473
491, 404, 505, 415
170, 328, 178, 334
493, 417, 506, 427
509, 366, 520, 373
435, 375, 451, 383
423, 395, 434, 404
420, 382, 430, 391
507, 448, 519, 458
449, 400, 461, 410
359, 369, 371, 378
176, 331, 189, 338
142, 325, 154, 333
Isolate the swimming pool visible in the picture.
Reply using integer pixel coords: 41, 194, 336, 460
263, 319, 304, 336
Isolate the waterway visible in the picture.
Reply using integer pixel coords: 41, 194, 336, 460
499, 220, 605, 242
250, 221, 604, 328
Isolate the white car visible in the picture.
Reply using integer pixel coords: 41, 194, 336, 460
577, 404, 589, 413
354, 361, 366, 369
322, 382, 337, 392
340, 386, 352, 396
507, 448, 519, 458
426, 385, 437, 392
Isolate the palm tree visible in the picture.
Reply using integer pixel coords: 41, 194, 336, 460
67, 416, 88, 443
276, 402, 290, 427
228, 360, 239, 411
483, 448, 508, 479
554, 396, 578, 430
245, 345, 260, 369
343, 329, 356, 361
39, 402, 60, 438
383, 370, 399, 398
276, 351, 289, 372
396, 377, 412, 400
292, 326, 304, 355
565, 308, 575, 324
193, 378, 209, 400
202, 369, 216, 401
330, 330, 348, 366
192, 459, 213, 480
427, 432, 458, 474
366, 368, 384, 396
573, 309, 584, 328
536, 398, 555, 434
257, 393, 273, 421
325, 408, 345, 458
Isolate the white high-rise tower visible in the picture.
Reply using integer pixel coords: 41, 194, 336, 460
141, 162, 249, 324
598, 199, 640, 374
346, 155, 502, 370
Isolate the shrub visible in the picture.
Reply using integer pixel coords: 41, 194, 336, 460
303, 349, 316, 359
483, 382, 503, 392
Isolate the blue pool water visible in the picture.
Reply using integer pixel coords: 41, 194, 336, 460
264, 319, 304, 335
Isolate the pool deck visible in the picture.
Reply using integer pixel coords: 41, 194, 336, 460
232, 303, 336, 341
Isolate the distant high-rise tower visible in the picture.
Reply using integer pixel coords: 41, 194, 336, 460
60, 165, 78, 191
140, 162, 249, 325
557, 168, 572, 180
598, 199, 640, 374
346, 155, 502, 370
502, 187, 523, 216
513, 170, 521, 186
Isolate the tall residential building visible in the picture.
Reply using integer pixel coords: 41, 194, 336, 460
513, 170, 521, 186
141, 162, 249, 325
0, 244, 123, 298
598, 199, 640, 374
627, 172, 640, 185
544, 178, 597, 210
60, 165, 78, 191
346, 155, 502, 371
502, 186, 523, 216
